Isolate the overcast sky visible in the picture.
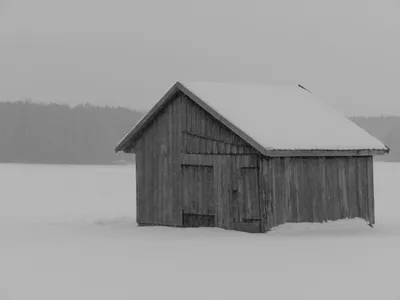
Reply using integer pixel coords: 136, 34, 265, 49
0, 0, 399, 116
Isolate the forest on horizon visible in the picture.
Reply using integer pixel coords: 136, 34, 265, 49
0, 100, 398, 165
0, 101, 141, 165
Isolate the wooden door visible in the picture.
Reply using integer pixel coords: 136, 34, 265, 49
181, 164, 215, 227
231, 156, 261, 233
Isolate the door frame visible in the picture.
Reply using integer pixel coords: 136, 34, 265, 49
180, 154, 263, 232
231, 156, 262, 233
180, 162, 216, 227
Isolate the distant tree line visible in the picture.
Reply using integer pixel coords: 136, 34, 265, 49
0, 100, 143, 165
0, 100, 398, 164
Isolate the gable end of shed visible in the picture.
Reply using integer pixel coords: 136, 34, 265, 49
115, 82, 261, 155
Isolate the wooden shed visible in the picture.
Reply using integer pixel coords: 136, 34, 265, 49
115, 81, 389, 233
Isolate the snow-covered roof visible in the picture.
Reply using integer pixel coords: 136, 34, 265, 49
115, 81, 389, 155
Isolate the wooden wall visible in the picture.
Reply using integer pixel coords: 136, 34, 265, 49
260, 156, 375, 231
133, 91, 376, 233
134, 93, 185, 226
182, 95, 257, 155
134, 93, 258, 227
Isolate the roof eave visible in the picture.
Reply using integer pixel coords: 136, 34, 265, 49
265, 147, 390, 157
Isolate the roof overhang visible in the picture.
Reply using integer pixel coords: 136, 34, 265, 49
265, 147, 390, 157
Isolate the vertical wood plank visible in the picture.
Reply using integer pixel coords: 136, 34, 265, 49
208, 166, 215, 215
144, 129, 151, 223
361, 157, 369, 221
170, 98, 177, 225
258, 156, 266, 232
310, 158, 319, 222
147, 123, 154, 223
135, 138, 144, 224
277, 158, 284, 225
230, 156, 239, 224
223, 156, 232, 229
174, 96, 183, 225
271, 159, 277, 227
332, 158, 341, 221
303, 160, 311, 222
348, 157, 357, 218
283, 157, 291, 223
262, 159, 272, 230
357, 157, 368, 220
291, 158, 300, 223
199, 107, 206, 153
356, 159, 364, 218
205, 115, 212, 154
214, 156, 222, 227
218, 127, 225, 154
237, 157, 245, 222
157, 114, 163, 225
276, 159, 282, 225
338, 158, 348, 219
148, 118, 155, 223
166, 103, 173, 224
344, 158, 352, 218
297, 158, 305, 222
366, 156, 375, 225
181, 98, 188, 155
325, 158, 333, 221
319, 157, 327, 222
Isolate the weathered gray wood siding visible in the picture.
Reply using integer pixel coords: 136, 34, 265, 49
181, 154, 260, 232
260, 156, 375, 231
134, 93, 185, 226
133, 92, 376, 233
180, 98, 260, 231
182, 95, 257, 155
134, 93, 257, 228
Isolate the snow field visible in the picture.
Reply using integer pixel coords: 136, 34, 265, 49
0, 162, 399, 300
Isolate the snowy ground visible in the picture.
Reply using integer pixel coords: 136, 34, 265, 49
0, 162, 399, 300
